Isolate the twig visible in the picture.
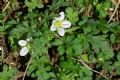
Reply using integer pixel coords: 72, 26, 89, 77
14, 72, 24, 80
110, 0, 117, 6
108, 0, 120, 23
22, 57, 32, 80
2, 1, 10, 12
72, 58, 109, 80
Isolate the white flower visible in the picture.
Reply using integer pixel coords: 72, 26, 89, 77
18, 40, 27, 47
26, 37, 33, 42
18, 39, 31, 56
20, 47, 29, 56
50, 12, 71, 36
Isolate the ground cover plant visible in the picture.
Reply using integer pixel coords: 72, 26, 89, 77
0, 0, 120, 80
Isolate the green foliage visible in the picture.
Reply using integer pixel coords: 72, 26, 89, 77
96, 0, 111, 18
0, 65, 17, 80
0, 0, 120, 80
25, 0, 44, 11
65, 7, 79, 24
89, 36, 114, 60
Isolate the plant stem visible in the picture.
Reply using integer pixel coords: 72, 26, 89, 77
108, 0, 120, 23
2, 1, 10, 12
22, 57, 32, 80
72, 57, 109, 80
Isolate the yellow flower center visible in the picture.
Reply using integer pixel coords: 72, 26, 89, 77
54, 20, 62, 28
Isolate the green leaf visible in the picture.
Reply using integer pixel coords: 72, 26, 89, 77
96, 2, 110, 18
25, 0, 44, 11
96, 20, 110, 33
65, 35, 75, 43
78, 16, 88, 27
89, 36, 114, 60
50, 0, 69, 11
10, 26, 29, 39
65, 7, 79, 24
52, 39, 63, 46
72, 43, 82, 55
39, 55, 50, 63
65, 7, 73, 13
114, 61, 120, 75
117, 52, 120, 61
81, 54, 89, 63
58, 45, 65, 55
60, 59, 76, 71
110, 34, 116, 44
66, 46, 73, 56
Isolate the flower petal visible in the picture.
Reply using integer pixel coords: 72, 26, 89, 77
50, 25, 56, 31
26, 37, 33, 42
18, 40, 27, 47
52, 19, 56, 23
58, 28, 65, 36
62, 21, 71, 28
58, 12, 65, 21
20, 47, 29, 56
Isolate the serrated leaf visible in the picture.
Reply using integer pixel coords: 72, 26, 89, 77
52, 39, 63, 46
81, 54, 89, 63
58, 45, 65, 55
65, 7, 79, 24
72, 44, 82, 55
110, 34, 116, 44
65, 7, 73, 13
89, 36, 114, 60
66, 46, 73, 55
117, 52, 120, 61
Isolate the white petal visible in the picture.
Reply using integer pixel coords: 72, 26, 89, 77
62, 21, 71, 28
20, 47, 29, 56
18, 40, 27, 47
58, 12, 65, 21
50, 25, 56, 31
26, 37, 33, 42
58, 28, 65, 36
52, 19, 56, 23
